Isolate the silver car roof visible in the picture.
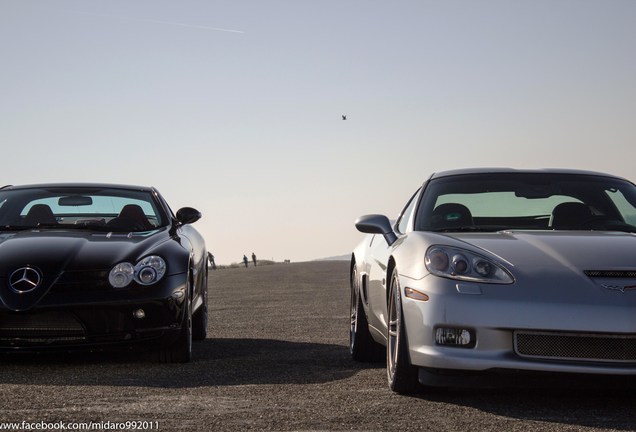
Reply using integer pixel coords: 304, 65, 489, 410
428, 168, 626, 181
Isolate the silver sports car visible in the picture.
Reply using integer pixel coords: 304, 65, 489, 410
351, 168, 636, 393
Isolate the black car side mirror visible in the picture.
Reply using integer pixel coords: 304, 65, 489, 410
176, 207, 201, 225
355, 214, 397, 246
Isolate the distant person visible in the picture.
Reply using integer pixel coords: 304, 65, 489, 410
207, 252, 216, 270
243, 254, 248, 268
252, 252, 257, 267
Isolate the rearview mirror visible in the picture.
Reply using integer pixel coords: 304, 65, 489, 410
58, 196, 93, 206
176, 207, 201, 225
355, 214, 397, 246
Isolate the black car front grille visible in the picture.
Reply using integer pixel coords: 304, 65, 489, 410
515, 331, 636, 363
49, 270, 111, 293
0, 312, 86, 340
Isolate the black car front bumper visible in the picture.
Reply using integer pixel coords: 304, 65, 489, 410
0, 273, 188, 352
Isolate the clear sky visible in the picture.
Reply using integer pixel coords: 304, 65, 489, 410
2, 0, 635, 264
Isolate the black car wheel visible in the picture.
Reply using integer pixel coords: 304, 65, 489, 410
192, 268, 208, 341
159, 294, 192, 363
350, 265, 383, 362
387, 267, 420, 393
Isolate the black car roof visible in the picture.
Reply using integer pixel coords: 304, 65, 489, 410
0, 183, 156, 192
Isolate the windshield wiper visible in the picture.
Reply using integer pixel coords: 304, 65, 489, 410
0, 225, 32, 231
432, 226, 497, 233
1, 223, 103, 231
1, 223, 63, 230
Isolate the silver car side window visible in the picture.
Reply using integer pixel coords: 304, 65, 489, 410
396, 188, 421, 234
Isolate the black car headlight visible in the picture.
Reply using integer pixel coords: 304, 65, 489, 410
109, 262, 135, 288
425, 246, 513, 284
109, 255, 167, 288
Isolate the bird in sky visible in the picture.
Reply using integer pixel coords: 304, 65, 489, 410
342, 115, 347, 120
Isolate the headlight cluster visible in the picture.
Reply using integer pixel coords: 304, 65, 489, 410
109, 255, 167, 288
425, 246, 513, 284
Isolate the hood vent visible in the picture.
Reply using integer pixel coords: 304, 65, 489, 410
584, 270, 636, 278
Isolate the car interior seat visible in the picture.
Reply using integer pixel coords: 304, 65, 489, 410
549, 202, 592, 230
430, 203, 474, 230
23, 204, 57, 227
108, 204, 153, 230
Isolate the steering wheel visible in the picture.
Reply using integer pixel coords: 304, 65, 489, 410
106, 217, 147, 231
577, 215, 629, 231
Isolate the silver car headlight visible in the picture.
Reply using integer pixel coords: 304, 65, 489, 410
109, 255, 167, 288
425, 246, 513, 284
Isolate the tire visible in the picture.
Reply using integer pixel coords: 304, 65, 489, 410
159, 294, 192, 363
192, 268, 208, 341
387, 267, 420, 393
350, 265, 384, 362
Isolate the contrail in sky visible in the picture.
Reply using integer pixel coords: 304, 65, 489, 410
71, 10, 245, 34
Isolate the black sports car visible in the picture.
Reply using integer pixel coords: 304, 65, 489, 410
0, 183, 207, 362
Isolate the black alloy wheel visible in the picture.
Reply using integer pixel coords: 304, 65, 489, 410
159, 289, 193, 363
192, 267, 208, 341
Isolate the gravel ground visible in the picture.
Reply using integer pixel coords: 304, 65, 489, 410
1, 260, 635, 431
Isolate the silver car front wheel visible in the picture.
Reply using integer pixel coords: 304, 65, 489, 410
387, 267, 420, 393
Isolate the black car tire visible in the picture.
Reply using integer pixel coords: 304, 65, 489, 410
387, 267, 420, 394
159, 295, 192, 363
192, 269, 208, 341
350, 265, 384, 362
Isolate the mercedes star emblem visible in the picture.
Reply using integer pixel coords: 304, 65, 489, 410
9, 267, 42, 293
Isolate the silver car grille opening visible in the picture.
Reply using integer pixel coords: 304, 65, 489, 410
584, 270, 636, 278
0, 312, 86, 341
514, 331, 636, 363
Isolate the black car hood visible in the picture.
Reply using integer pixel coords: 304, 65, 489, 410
0, 228, 170, 311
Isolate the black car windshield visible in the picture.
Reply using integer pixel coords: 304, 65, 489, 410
0, 186, 167, 232
415, 173, 636, 233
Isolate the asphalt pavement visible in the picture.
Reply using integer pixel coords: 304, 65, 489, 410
1, 261, 635, 431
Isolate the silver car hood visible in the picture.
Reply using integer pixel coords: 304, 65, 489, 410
447, 230, 636, 272
449, 231, 636, 270
413, 230, 636, 332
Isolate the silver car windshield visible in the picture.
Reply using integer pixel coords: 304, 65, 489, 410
415, 173, 636, 233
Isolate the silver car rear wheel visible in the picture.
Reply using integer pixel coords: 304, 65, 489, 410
350, 265, 383, 362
